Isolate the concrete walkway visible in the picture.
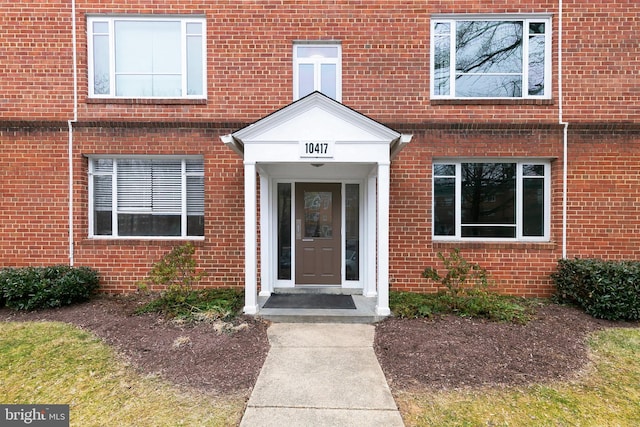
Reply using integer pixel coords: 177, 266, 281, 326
240, 323, 404, 427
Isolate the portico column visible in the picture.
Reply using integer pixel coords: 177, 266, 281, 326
376, 162, 391, 316
364, 171, 377, 297
258, 170, 271, 296
243, 161, 259, 314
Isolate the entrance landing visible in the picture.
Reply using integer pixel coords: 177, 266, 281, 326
257, 291, 384, 323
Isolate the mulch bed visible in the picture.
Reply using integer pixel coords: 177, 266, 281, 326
0, 294, 270, 395
374, 304, 637, 391
1, 295, 637, 395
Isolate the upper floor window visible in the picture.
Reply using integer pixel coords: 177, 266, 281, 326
89, 156, 204, 238
433, 160, 550, 241
431, 16, 551, 99
293, 43, 341, 101
88, 16, 206, 99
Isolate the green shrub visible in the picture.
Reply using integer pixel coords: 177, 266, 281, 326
136, 288, 244, 322
136, 243, 244, 322
389, 290, 532, 323
422, 248, 490, 300
0, 265, 99, 310
140, 242, 204, 293
552, 258, 640, 321
389, 249, 533, 323
389, 291, 442, 319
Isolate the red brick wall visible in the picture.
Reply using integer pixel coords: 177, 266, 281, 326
71, 125, 247, 293
0, 127, 70, 265
389, 126, 565, 296
2, 0, 636, 123
562, 0, 640, 123
71, 0, 563, 124
0, 1, 74, 120
565, 129, 640, 259
1, 0, 639, 296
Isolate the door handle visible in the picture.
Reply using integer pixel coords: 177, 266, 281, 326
296, 219, 301, 240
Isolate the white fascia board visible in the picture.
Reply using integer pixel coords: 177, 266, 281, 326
220, 134, 244, 157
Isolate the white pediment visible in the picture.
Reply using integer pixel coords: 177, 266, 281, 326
221, 92, 411, 161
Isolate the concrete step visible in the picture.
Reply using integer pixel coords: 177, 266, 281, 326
257, 295, 384, 324
272, 286, 363, 295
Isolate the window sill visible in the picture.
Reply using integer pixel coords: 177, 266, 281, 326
81, 237, 205, 246
430, 98, 554, 106
433, 240, 557, 250
86, 98, 207, 106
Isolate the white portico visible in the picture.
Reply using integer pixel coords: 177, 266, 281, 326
221, 92, 411, 317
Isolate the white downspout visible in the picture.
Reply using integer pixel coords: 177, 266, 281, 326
559, 0, 569, 259
68, 0, 78, 265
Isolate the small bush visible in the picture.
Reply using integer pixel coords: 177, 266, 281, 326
552, 258, 640, 321
136, 288, 244, 322
136, 243, 243, 322
423, 248, 490, 299
140, 242, 204, 293
390, 249, 533, 323
0, 265, 99, 310
389, 290, 532, 323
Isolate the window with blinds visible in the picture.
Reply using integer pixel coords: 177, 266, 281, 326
89, 157, 204, 238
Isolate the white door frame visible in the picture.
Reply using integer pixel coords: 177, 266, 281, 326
260, 176, 368, 293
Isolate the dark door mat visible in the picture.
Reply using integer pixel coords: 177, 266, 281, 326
263, 293, 356, 310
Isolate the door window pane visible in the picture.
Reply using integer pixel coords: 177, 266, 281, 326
304, 191, 332, 238
277, 183, 292, 280
345, 184, 359, 281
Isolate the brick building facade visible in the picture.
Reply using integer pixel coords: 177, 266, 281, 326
1, 1, 638, 315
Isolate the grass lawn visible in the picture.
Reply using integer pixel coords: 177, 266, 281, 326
2, 321, 639, 426
0, 322, 245, 426
395, 327, 640, 427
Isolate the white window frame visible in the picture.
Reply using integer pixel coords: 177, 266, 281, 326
432, 159, 551, 242
293, 42, 342, 101
87, 16, 207, 99
88, 155, 205, 239
430, 14, 552, 100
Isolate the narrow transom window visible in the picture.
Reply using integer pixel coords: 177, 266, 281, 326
433, 161, 550, 241
293, 43, 342, 101
88, 16, 206, 98
431, 16, 551, 99
89, 157, 204, 238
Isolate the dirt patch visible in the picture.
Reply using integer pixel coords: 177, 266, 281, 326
2, 295, 636, 395
374, 304, 637, 391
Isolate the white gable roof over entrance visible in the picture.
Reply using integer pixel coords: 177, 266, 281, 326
221, 92, 411, 163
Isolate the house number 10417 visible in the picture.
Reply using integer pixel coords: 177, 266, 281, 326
305, 142, 328, 155
299, 141, 334, 158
